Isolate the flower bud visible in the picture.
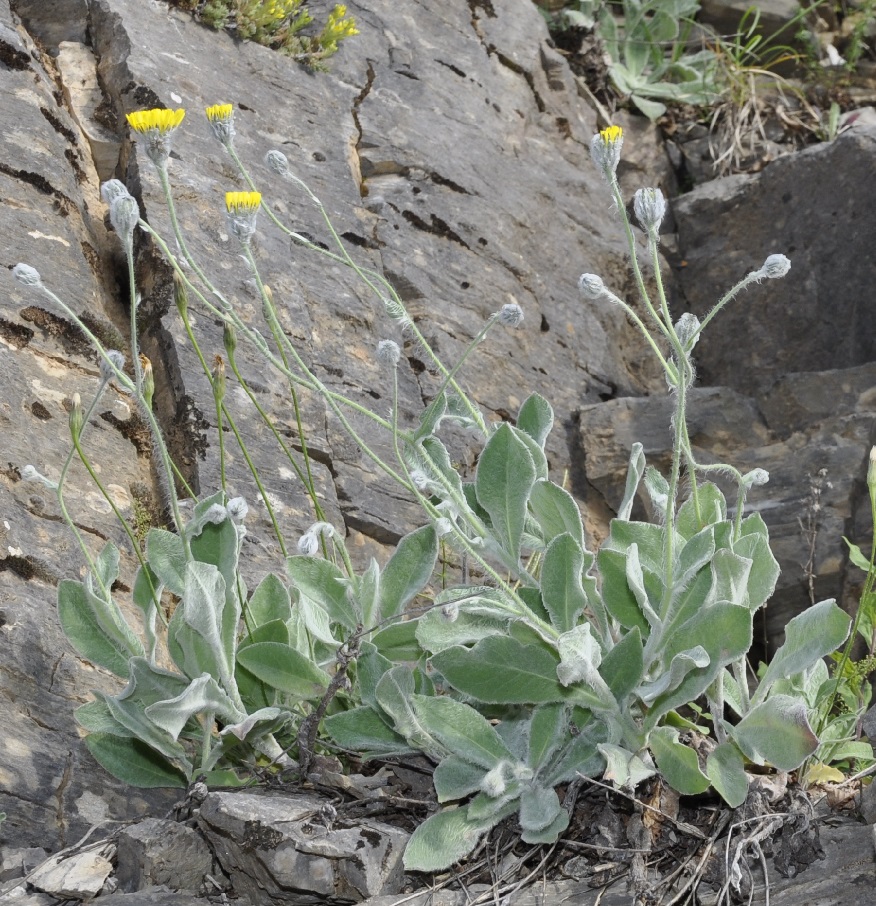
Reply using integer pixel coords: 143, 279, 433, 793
497, 303, 523, 327
867, 447, 876, 495
674, 312, 701, 351
376, 339, 400, 367
173, 270, 189, 319
265, 149, 290, 176
211, 354, 226, 404
633, 187, 666, 238
742, 468, 770, 488
578, 273, 607, 300
110, 194, 140, 247
761, 254, 791, 279
12, 263, 42, 287
100, 179, 130, 206
69, 393, 84, 441
226, 496, 248, 523
99, 349, 126, 386
223, 321, 237, 359
480, 762, 508, 798
21, 464, 58, 489
140, 354, 154, 410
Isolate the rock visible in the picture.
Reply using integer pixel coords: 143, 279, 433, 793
27, 848, 112, 899
697, 0, 802, 47
0, 850, 46, 883
673, 125, 876, 398
83, 887, 202, 906
198, 790, 409, 904
115, 819, 212, 894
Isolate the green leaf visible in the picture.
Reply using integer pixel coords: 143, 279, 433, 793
519, 785, 563, 833
643, 466, 670, 520
145, 674, 242, 739
191, 518, 240, 608
145, 528, 187, 596
735, 516, 779, 610
132, 563, 161, 660
247, 573, 293, 627
624, 543, 661, 627
516, 393, 554, 447
650, 727, 710, 795
543, 726, 607, 785
377, 524, 438, 622
733, 695, 818, 771
599, 743, 656, 789
520, 805, 570, 844
529, 480, 585, 548
430, 636, 569, 704
419, 436, 465, 502
754, 599, 850, 705
371, 619, 423, 662
404, 804, 508, 872
323, 706, 415, 759
528, 704, 567, 773
238, 619, 290, 649
75, 700, 130, 736
411, 695, 513, 768
375, 666, 448, 759
597, 548, 649, 633
676, 483, 726, 539
541, 533, 588, 633
606, 519, 664, 573
57, 579, 143, 678
512, 426, 548, 482
600, 628, 644, 703
84, 733, 187, 788
712, 549, 752, 609
433, 756, 488, 802
236, 642, 330, 698
617, 443, 645, 521
844, 537, 871, 573
706, 742, 749, 807
475, 422, 537, 563
286, 556, 356, 632
415, 392, 448, 441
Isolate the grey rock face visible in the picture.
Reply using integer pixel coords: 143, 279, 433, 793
198, 791, 409, 904
115, 819, 212, 894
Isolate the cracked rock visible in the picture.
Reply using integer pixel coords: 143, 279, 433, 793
115, 819, 212, 894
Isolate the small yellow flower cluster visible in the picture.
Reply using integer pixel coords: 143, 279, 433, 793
126, 108, 186, 134
225, 191, 262, 214
321, 4, 359, 49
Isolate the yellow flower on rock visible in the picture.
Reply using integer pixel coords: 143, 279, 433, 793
126, 108, 186, 168
206, 104, 235, 148
126, 108, 186, 134
206, 104, 233, 123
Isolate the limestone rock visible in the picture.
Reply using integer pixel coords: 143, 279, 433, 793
198, 790, 409, 904
27, 848, 112, 899
115, 819, 212, 894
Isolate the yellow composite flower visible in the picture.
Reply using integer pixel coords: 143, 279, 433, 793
205, 103, 234, 123
225, 191, 262, 214
599, 125, 623, 144
126, 108, 186, 134
590, 124, 624, 182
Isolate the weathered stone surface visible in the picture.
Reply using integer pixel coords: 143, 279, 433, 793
115, 819, 212, 894
673, 123, 876, 397
27, 848, 112, 899
84, 887, 202, 906
198, 790, 409, 904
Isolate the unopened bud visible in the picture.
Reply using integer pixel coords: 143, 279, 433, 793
140, 354, 154, 410
110, 194, 140, 247
759, 254, 791, 280
265, 149, 290, 176
376, 339, 400, 367
674, 312, 701, 351
223, 321, 237, 359
12, 263, 42, 288
497, 303, 523, 327
173, 271, 189, 319
578, 273, 607, 301
226, 496, 248, 523
480, 762, 508, 798
100, 179, 130, 206
99, 349, 126, 386
633, 187, 666, 238
743, 468, 770, 488
868, 446, 876, 494
69, 393, 84, 440
211, 354, 226, 404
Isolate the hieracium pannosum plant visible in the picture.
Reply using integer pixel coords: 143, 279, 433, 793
14, 110, 874, 873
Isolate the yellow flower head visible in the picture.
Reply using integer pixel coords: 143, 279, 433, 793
205, 103, 233, 123
225, 191, 262, 214
599, 125, 623, 144
126, 108, 186, 134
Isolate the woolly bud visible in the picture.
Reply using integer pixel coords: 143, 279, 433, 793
12, 263, 42, 287
742, 468, 770, 488
223, 321, 237, 358
633, 187, 666, 237
110, 194, 140, 246
21, 464, 58, 490
99, 349, 126, 386
578, 273, 607, 300
202, 503, 228, 525
265, 149, 290, 176
761, 254, 791, 279
480, 762, 508, 798
435, 517, 453, 537
100, 179, 130, 206
226, 496, 248, 523
376, 339, 400, 367
297, 521, 335, 556
674, 312, 701, 351
497, 303, 524, 327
